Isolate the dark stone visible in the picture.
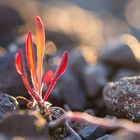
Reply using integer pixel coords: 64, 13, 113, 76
92, 97, 107, 117
70, 121, 106, 140
103, 76, 140, 121
60, 71, 87, 111
47, 87, 63, 107
81, 64, 110, 99
0, 5, 23, 47
98, 35, 140, 69
0, 110, 49, 138
112, 69, 139, 81
46, 31, 80, 49
69, 49, 87, 78
0, 93, 18, 119
0, 52, 29, 98
79, 124, 106, 140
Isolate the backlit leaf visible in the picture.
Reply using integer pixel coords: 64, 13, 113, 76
15, 50, 25, 75
15, 50, 39, 102
43, 69, 54, 84
52, 51, 68, 81
26, 32, 37, 89
36, 16, 45, 96
43, 51, 68, 101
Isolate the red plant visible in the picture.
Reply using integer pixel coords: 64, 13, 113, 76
15, 16, 68, 108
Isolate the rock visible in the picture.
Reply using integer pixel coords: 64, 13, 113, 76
0, 4, 23, 47
0, 93, 18, 119
81, 64, 110, 99
92, 97, 107, 117
69, 49, 87, 78
103, 76, 140, 121
0, 52, 29, 98
112, 69, 139, 81
79, 124, 106, 140
70, 121, 106, 140
63, 135, 79, 140
47, 87, 63, 107
0, 110, 49, 139
60, 70, 87, 111
98, 34, 140, 69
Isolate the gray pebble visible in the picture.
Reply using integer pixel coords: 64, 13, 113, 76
98, 35, 140, 69
0, 93, 18, 119
103, 76, 140, 121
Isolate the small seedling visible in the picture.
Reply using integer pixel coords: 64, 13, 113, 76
15, 16, 68, 121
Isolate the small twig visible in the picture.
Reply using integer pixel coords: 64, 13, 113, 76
48, 111, 140, 135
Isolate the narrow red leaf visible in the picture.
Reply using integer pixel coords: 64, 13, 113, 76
43, 80, 56, 102
15, 50, 26, 75
43, 69, 54, 84
15, 50, 40, 102
36, 16, 45, 96
43, 51, 68, 101
26, 32, 37, 89
52, 51, 68, 81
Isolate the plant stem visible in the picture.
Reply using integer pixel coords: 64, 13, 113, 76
38, 103, 52, 122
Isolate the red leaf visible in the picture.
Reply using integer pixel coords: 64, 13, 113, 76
15, 50, 40, 102
26, 32, 37, 89
15, 16, 69, 104
43, 51, 68, 101
52, 51, 68, 81
43, 69, 54, 84
15, 50, 26, 75
36, 16, 45, 96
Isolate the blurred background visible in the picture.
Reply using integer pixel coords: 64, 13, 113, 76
0, 0, 137, 50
